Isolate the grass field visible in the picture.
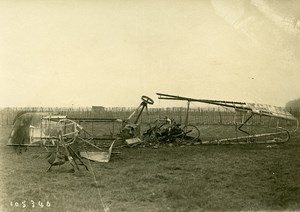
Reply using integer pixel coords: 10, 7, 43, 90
1, 125, 300, 212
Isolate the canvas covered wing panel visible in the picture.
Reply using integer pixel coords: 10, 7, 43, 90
245, 103, 297, 120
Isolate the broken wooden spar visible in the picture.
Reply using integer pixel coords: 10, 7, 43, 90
156, 93, 298, 144
157, 93, 298, 123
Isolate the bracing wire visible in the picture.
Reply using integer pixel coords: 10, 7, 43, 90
83, 146, 108, 212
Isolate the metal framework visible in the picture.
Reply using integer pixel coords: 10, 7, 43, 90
157, 93, 299, 144
8, 95, 155, 170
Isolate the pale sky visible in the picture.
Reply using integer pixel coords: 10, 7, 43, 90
1, 0, 299, 108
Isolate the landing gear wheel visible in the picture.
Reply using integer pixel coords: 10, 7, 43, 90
181, 124, 200, 142
141, 96, 154, 105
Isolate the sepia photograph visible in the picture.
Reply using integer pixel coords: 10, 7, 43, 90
0, 0, 300, 211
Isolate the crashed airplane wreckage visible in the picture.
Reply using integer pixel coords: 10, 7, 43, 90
156, 93, 298, 145
7, 96, 154, 171
7, 114, 113, 171
6, 93, 299, 171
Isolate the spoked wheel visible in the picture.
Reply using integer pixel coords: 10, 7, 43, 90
181, 124, 200, 142
56, 119, 80, 145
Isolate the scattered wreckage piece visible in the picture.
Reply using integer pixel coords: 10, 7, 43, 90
46, 129, 89, 172
8, 113, 116, 171
70, 117, 121, 140
7, 113, 63, 153
157, 93, 298, 145
7, 95, 155, 171
125, 137, 142, 146
80, 140, 116, 163
119, 95, 154, 146
142, 117, 200, 146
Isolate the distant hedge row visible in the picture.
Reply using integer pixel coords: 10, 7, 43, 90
0, 106, 299, 126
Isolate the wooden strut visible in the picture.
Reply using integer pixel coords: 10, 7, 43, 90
47, 130, 89, 172
232, 116, 290, 144
238, 113, 254, 135
203, 129, 290, 145
134, 102, 147, 124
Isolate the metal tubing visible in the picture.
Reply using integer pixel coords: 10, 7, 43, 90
134, 102, 147, 124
